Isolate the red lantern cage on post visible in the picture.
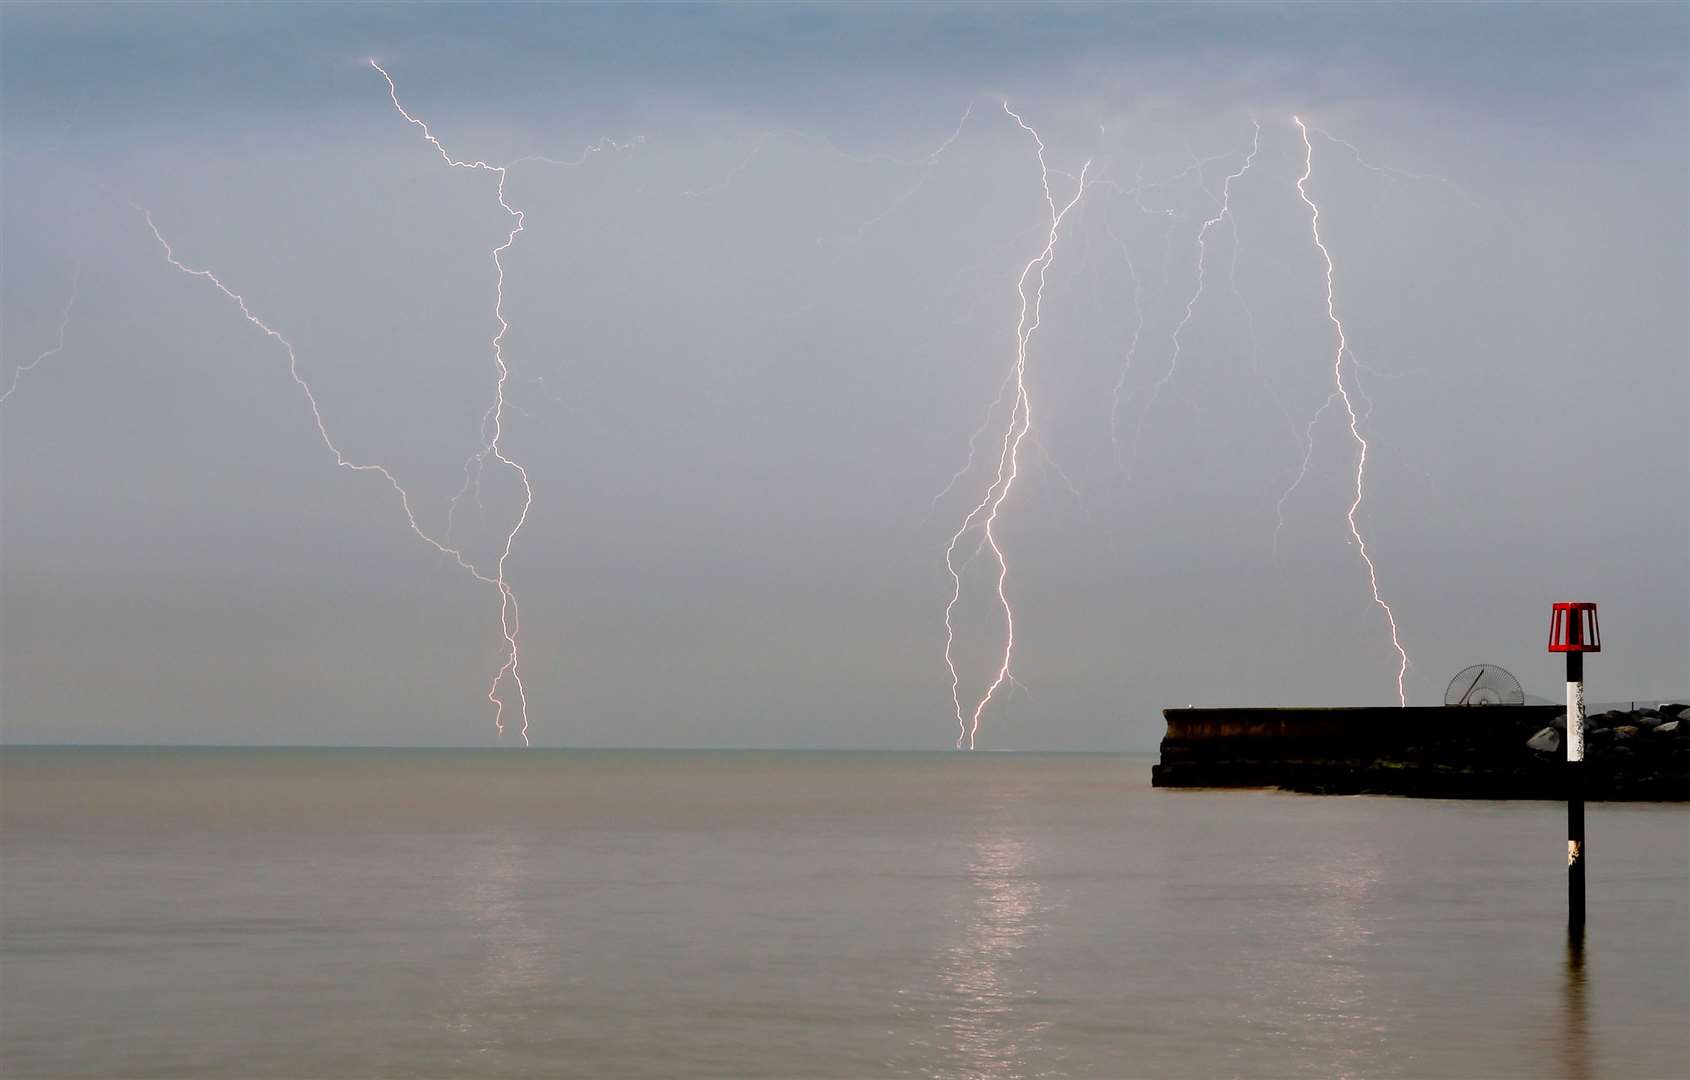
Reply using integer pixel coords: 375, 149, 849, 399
1548, 602, 1601, 653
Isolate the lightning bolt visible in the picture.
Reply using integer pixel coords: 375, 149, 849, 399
133, 62, 538, 745
371, 60, 533, 746
510, 135, 647, 170
1, 265, 80, 407
942, 103, 1089, 750
846, 100, 975, 242
1273, 390, 1337, 557
1308, 124, 1479, 211
1223, 139, 1310, 481
1102, 163, 1175, 472
1124, 122, 1261, 477
1291, 115, 1409, 706
928, 368, 1016, 521
442, 142, 644, 552
135, 208, 498, 609
1103, 219, 1146, 471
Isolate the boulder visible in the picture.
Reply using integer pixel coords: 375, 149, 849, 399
1614, 725, 1641, 739
1655, 721, 1679, 735
1678, 707, 1690, 722
1527, 727, 1561, 753
1635, 713, 1664, 729
1550, 712, 1567, 732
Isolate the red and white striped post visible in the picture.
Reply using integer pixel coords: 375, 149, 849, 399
1548, 602, 1600, 935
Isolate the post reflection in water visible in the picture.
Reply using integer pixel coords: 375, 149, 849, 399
937, 831, 1052, 1080
1561, 936, 1591, 1080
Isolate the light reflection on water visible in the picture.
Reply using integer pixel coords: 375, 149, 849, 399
1213, 842, 1387, 1079
939, 832, 1049, 1079
454, 833, 546, 1044
1290, 846, 1385, 1080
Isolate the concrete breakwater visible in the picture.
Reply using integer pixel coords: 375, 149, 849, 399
1152, 705, 1690, 800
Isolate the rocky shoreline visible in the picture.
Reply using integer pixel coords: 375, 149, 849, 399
1152, 704, 1690, 800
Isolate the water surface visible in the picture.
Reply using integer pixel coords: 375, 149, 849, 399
2, 748, 1685, 1078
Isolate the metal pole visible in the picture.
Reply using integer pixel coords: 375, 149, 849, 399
1566, 650, 1585, 935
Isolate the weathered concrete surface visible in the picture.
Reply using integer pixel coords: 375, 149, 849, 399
1152, 705, 1690, 800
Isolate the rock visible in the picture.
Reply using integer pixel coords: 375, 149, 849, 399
1614, 725, 1641, 739
1678, 707, 1690, 722
1655, 721, 1679, 735
1636, 713, 1664, 728
1527, 727, 1561, 753
1550, 712, 1567, 732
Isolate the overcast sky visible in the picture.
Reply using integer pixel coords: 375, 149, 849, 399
2, 2, 1685, 748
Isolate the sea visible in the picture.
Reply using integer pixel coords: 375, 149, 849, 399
1, 748, 1685, 1079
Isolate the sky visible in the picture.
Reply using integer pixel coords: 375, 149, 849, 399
2, 2, 1685, 749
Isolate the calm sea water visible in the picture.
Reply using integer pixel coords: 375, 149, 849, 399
1, 748, 1685, 1079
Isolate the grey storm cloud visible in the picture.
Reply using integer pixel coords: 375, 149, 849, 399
2, 2, 1685, 747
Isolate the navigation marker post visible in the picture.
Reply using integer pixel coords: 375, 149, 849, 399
1548, 602, 1600, 936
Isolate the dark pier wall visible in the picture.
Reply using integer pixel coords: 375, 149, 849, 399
1152, 706, 1689, 800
